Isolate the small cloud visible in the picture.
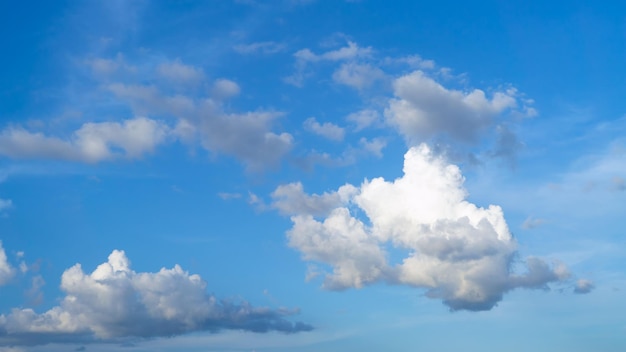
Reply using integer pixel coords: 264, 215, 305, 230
218, 192, 242, 200
574, 279, 594, 294
211, 79, 241, 100
233, 41, 286, 55
157, 59, 204, 86
522, 216, 546, 230
359, 137, 386, 158
346, 109, 380, 131
303, 117, 345, 141
611, 176, 625, 192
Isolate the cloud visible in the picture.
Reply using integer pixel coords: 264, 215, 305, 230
358, 137, 386, 158
385, 71, 519, 144
196, 108, 293, 171
271, 182, 357, 217
0, 250, 312, 346
294, 41, 372, 63
286, 41, 373, 87
233, 41, 286, 55
275, 144, 569, 311
346, 109, 380, 131
332, 62, 386, 90
303, 118, 345, 141
0, 242, 15, 286
108, 80, 292, 170
0, 118, 169, 163
0, 199, 12, 212
211, 79, 241, 100
157, 59, 204, 86
574, 279, 594, 294
521, 216, 546, 230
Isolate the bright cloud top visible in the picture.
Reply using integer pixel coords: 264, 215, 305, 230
0, 250, 312, 346
274, 144, 569, 311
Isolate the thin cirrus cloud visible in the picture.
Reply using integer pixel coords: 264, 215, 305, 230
0, 250, 312, 346
272, 144, 570, 311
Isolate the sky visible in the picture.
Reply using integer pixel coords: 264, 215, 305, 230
0, 0, 625, 351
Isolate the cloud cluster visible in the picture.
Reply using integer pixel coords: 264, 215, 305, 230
274, 144, 568, 311
0, 250, 312, 346
0, 59, 293, 170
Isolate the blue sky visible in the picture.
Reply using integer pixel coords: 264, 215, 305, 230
0, 1, 625, 351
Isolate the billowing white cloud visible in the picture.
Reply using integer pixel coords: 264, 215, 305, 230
0, 118, 169, 163
303, 118, 345, 141
275, 145, 568, 310
0, 250, 312, 346
0, 242, 14, 286
385, 71, 519, 144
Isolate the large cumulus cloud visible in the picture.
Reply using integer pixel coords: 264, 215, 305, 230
0, 250, 311, 346
274, 144, 568, 311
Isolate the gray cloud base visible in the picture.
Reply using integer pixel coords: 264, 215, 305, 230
0, 250, 312, 347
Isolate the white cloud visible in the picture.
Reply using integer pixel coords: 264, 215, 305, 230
157, 59, 204, 85
303, 118, 345, 141
211, 79, 241, 100
0, 241, 14, 286
294, 41, 372, 63
196, 107, 293, 171
109, 82, 292, 170
0, 117, 170, 163
271, 182, 357, 217
286, 41, 373, 87
521, 216, 546, 230
385, 71, 519, 144
233, 41, 286, 55
346, 109, 380, 131
0, 250, 312, 346
275, 145, 568, 310
332, 62, 385, 90
359, 137, 386, 158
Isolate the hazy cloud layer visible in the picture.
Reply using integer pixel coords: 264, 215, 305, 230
0, 250, 312, 346
275, 145, 569, 311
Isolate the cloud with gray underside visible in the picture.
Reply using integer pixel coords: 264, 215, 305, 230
273, 144, 570, 311
0, 250, 312, 346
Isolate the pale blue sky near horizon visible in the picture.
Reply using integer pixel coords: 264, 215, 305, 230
0, 1, 625, 351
